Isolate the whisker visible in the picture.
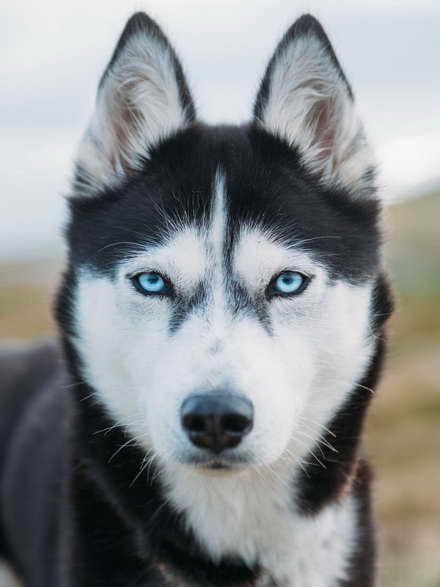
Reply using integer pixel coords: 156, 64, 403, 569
97, 241, 146, 254
129, 456, 149, 488
108, 438, 138, 463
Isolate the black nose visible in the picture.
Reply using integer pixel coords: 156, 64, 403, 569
181, 393, 254, 453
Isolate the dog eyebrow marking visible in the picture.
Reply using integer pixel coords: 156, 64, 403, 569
167, 170, 272, 335
168, 170, 227, 334
210, 171, 272, 333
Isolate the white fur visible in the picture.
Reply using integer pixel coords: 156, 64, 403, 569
65, 14, 380, 583
206, 171, 229, 343
256, 33, 375, 196
164, 463, 358, 586
76, 32, 191, 196
72, 187, 374, 582
73, 229, 373, 468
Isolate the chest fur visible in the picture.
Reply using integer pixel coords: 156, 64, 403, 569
163, 467, 358, 587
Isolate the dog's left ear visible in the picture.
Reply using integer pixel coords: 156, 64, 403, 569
254, 15, 375, 198
74, 12, 195, 196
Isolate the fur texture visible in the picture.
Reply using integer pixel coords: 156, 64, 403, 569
0, 12, 392, 587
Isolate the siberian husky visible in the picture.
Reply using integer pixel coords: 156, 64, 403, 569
0, 13, 393, 586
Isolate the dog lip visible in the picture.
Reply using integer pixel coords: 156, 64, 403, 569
186, 457, 234, 469
193, 459, 245, 475
179, 452, 252, 470
202, 461, 231, 470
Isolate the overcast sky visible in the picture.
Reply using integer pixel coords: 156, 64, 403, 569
1, 0, 439, 260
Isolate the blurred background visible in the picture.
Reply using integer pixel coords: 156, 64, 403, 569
1, 1, 439, 586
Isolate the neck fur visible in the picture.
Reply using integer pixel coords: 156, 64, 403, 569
162, 458, 357, 586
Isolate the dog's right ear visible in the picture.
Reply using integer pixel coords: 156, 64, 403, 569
73, 12, 195, 196
253, 15, 375, 199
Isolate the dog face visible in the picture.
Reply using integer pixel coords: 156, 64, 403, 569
64, 14, 381, 472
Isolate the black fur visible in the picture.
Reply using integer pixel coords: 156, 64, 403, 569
0, 12, 392, 587
67, 124, 381, 280
340, 461, 377, 587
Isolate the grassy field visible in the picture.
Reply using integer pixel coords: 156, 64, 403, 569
367, 191, 440, 587
0, 191, 439, 586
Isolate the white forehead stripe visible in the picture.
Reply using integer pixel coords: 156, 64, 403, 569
206, 169, 228, 336
209, 169, 227, 266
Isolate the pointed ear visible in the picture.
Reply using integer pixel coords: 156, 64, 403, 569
74, 12, 196, 196
254, 15, 375, 198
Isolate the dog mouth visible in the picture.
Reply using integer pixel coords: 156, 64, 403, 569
178, 451, 253, 472
201, 460, 232, 471
192, 459, 244, 475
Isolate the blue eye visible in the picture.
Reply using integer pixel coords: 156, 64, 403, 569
133, 272, 169, 295
270, 271, 310, 297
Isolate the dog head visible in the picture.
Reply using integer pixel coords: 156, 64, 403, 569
61, 13, 382, 473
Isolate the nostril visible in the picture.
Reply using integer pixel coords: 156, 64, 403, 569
221, 413, 252, 435
182, 413, 207, 434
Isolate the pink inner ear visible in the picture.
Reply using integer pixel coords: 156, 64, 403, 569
110, 81, 144, 176
307, 97, 338, 173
